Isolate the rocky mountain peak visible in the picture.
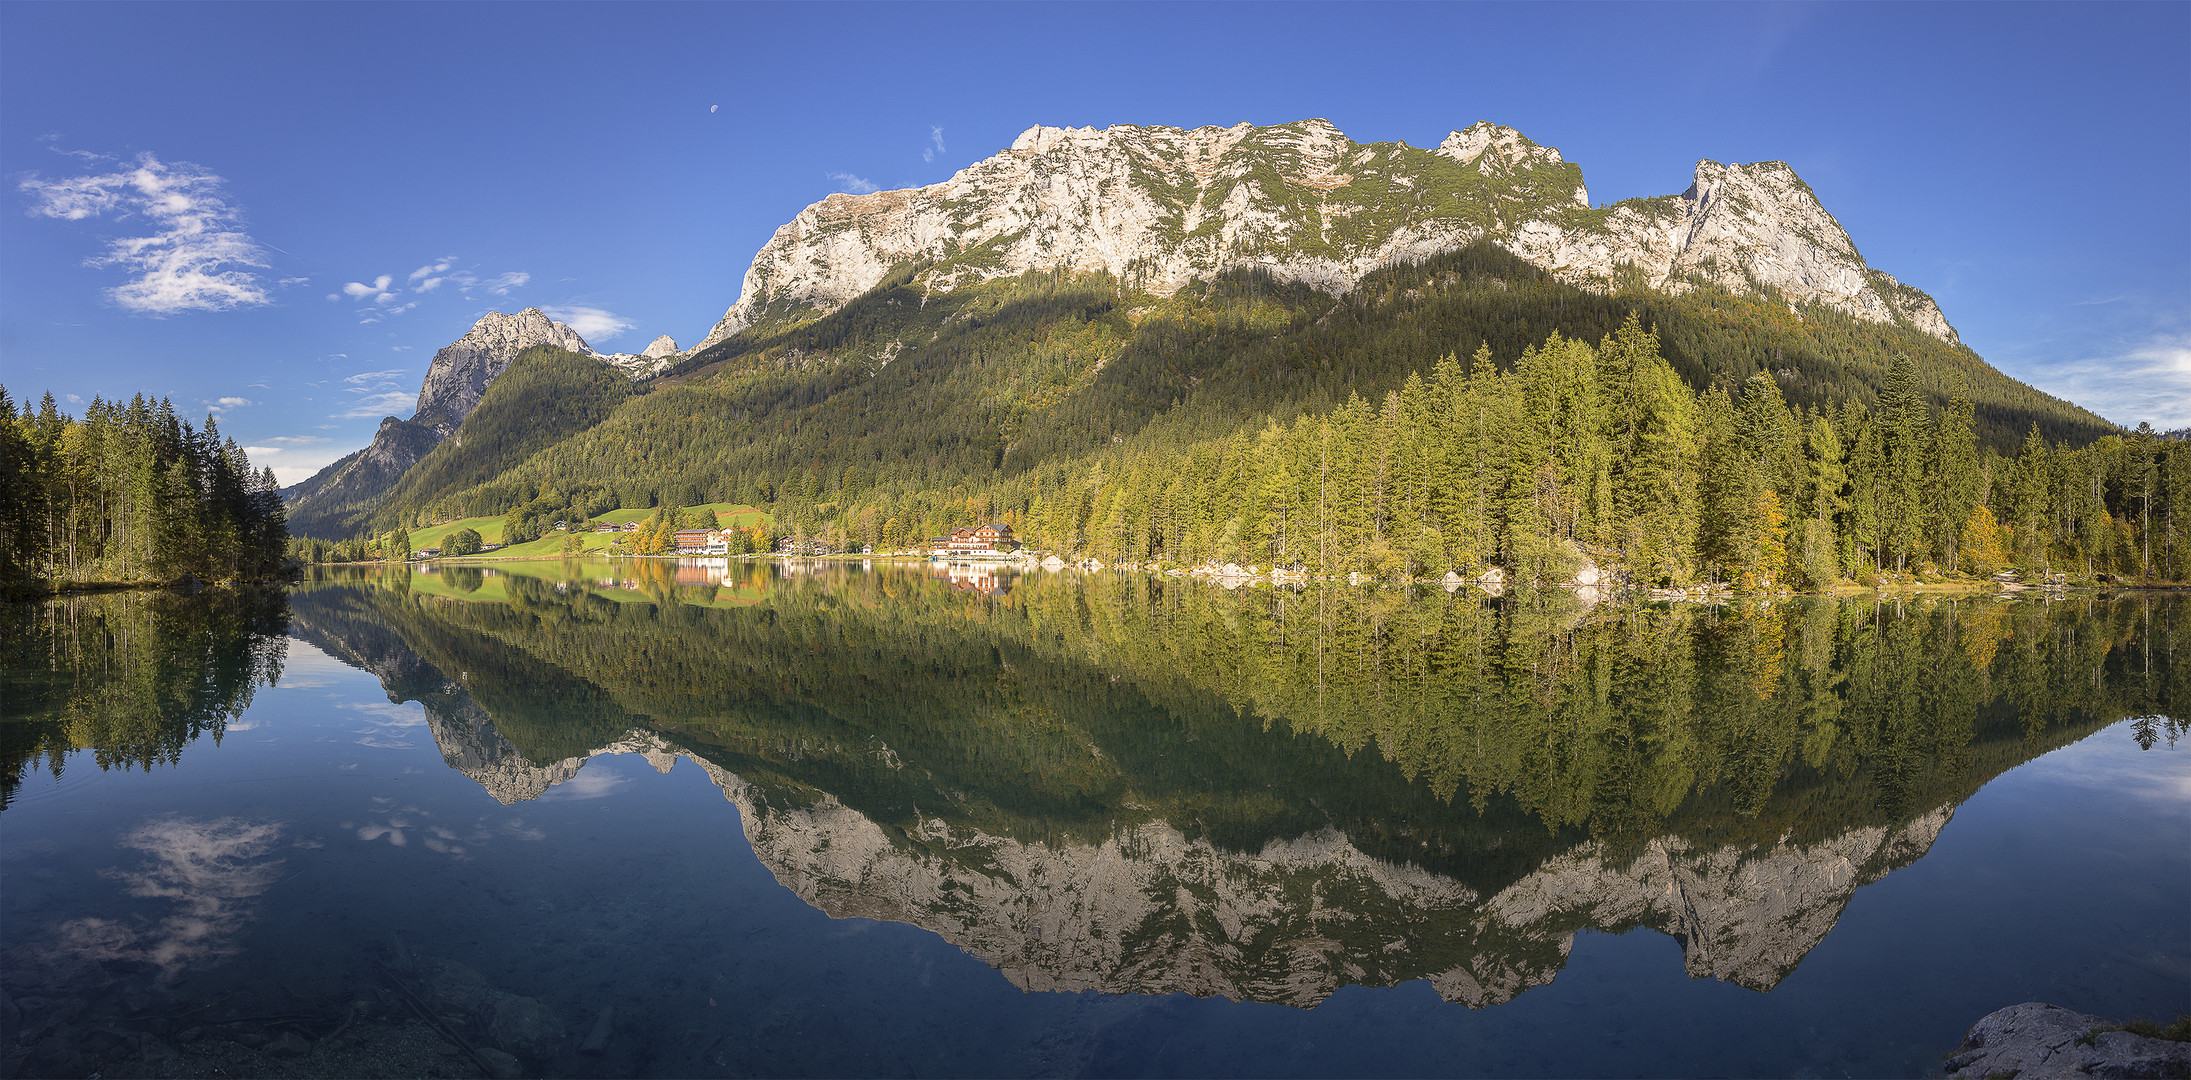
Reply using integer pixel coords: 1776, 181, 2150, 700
598, 333, 684, 379
412, 308, 596, 435
692, 117, 1960, 357
1438, 121, 1562, 167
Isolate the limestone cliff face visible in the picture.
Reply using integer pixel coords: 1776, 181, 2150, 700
695, 118, 1957, 354
412, 716, 1953, 1010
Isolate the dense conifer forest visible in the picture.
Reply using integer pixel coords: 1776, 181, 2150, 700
315, 248, 2177, 589
0, 390, 290, 591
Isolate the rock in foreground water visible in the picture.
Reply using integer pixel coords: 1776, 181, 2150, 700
1945, 1002, 2191, 1079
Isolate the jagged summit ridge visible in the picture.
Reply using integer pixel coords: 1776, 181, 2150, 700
695, 118, 1956, 353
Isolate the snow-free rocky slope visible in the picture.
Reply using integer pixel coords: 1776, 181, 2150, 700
697, 119, 1958, 352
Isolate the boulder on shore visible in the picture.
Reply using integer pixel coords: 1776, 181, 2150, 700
1945, 1002, 2191, 1079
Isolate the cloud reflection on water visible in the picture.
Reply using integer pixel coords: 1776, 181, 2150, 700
49, 817, 286, 977
537, 768, 627, 801
2019, 722, 2191, 810
340, 699, 427, 748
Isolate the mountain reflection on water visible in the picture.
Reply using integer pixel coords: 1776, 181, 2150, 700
223, 560, 2181, 1009
3, 563, 2182, 1022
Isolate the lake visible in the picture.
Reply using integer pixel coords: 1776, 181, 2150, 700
2, 561, 2185, 1078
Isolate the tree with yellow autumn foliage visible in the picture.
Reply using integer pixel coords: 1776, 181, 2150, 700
1961, 505, 2009, 577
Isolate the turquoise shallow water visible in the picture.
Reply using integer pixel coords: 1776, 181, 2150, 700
2, 567, 2185, 1077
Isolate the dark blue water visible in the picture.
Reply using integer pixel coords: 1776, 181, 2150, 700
2, 567, 2185, 1077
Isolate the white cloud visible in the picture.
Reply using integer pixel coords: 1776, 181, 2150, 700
65, 393, 83, 404
277, 276, 309, 288
343, 275, 393, 300
923, 125, 946, 163
540, 305, 634, 343
2023, 332, 2191, 431
206, 396, 251, 415
333, 368, 416, 422
484, 271, 529, 296
336, 391, 418, 418
340, 263, 451, 320
828, 171, 878, 194
19, 151, 273, 315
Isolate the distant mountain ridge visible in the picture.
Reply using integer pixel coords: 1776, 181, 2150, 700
694, 119, 1957, 353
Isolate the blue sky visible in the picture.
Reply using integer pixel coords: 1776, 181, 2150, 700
3, 1, 2185, 483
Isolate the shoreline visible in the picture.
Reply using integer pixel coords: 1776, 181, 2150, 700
0, 576, 291, 602
287, 553, 2188, 602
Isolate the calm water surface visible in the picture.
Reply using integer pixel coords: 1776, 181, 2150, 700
2, 562, 2185, 1078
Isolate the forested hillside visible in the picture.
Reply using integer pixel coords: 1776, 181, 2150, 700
335, 244, 2175, 589
364, 346, 631, 535
277, 417, 441, 541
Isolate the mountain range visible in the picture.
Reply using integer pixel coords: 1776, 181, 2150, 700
282, 118, 2113, 540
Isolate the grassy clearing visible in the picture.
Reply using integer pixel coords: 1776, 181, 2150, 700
406, 517, 506, 550
403, 505, 771, 559
490, 532, 624, 558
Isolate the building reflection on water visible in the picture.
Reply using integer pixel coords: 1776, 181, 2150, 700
933, 561, 1012, 596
